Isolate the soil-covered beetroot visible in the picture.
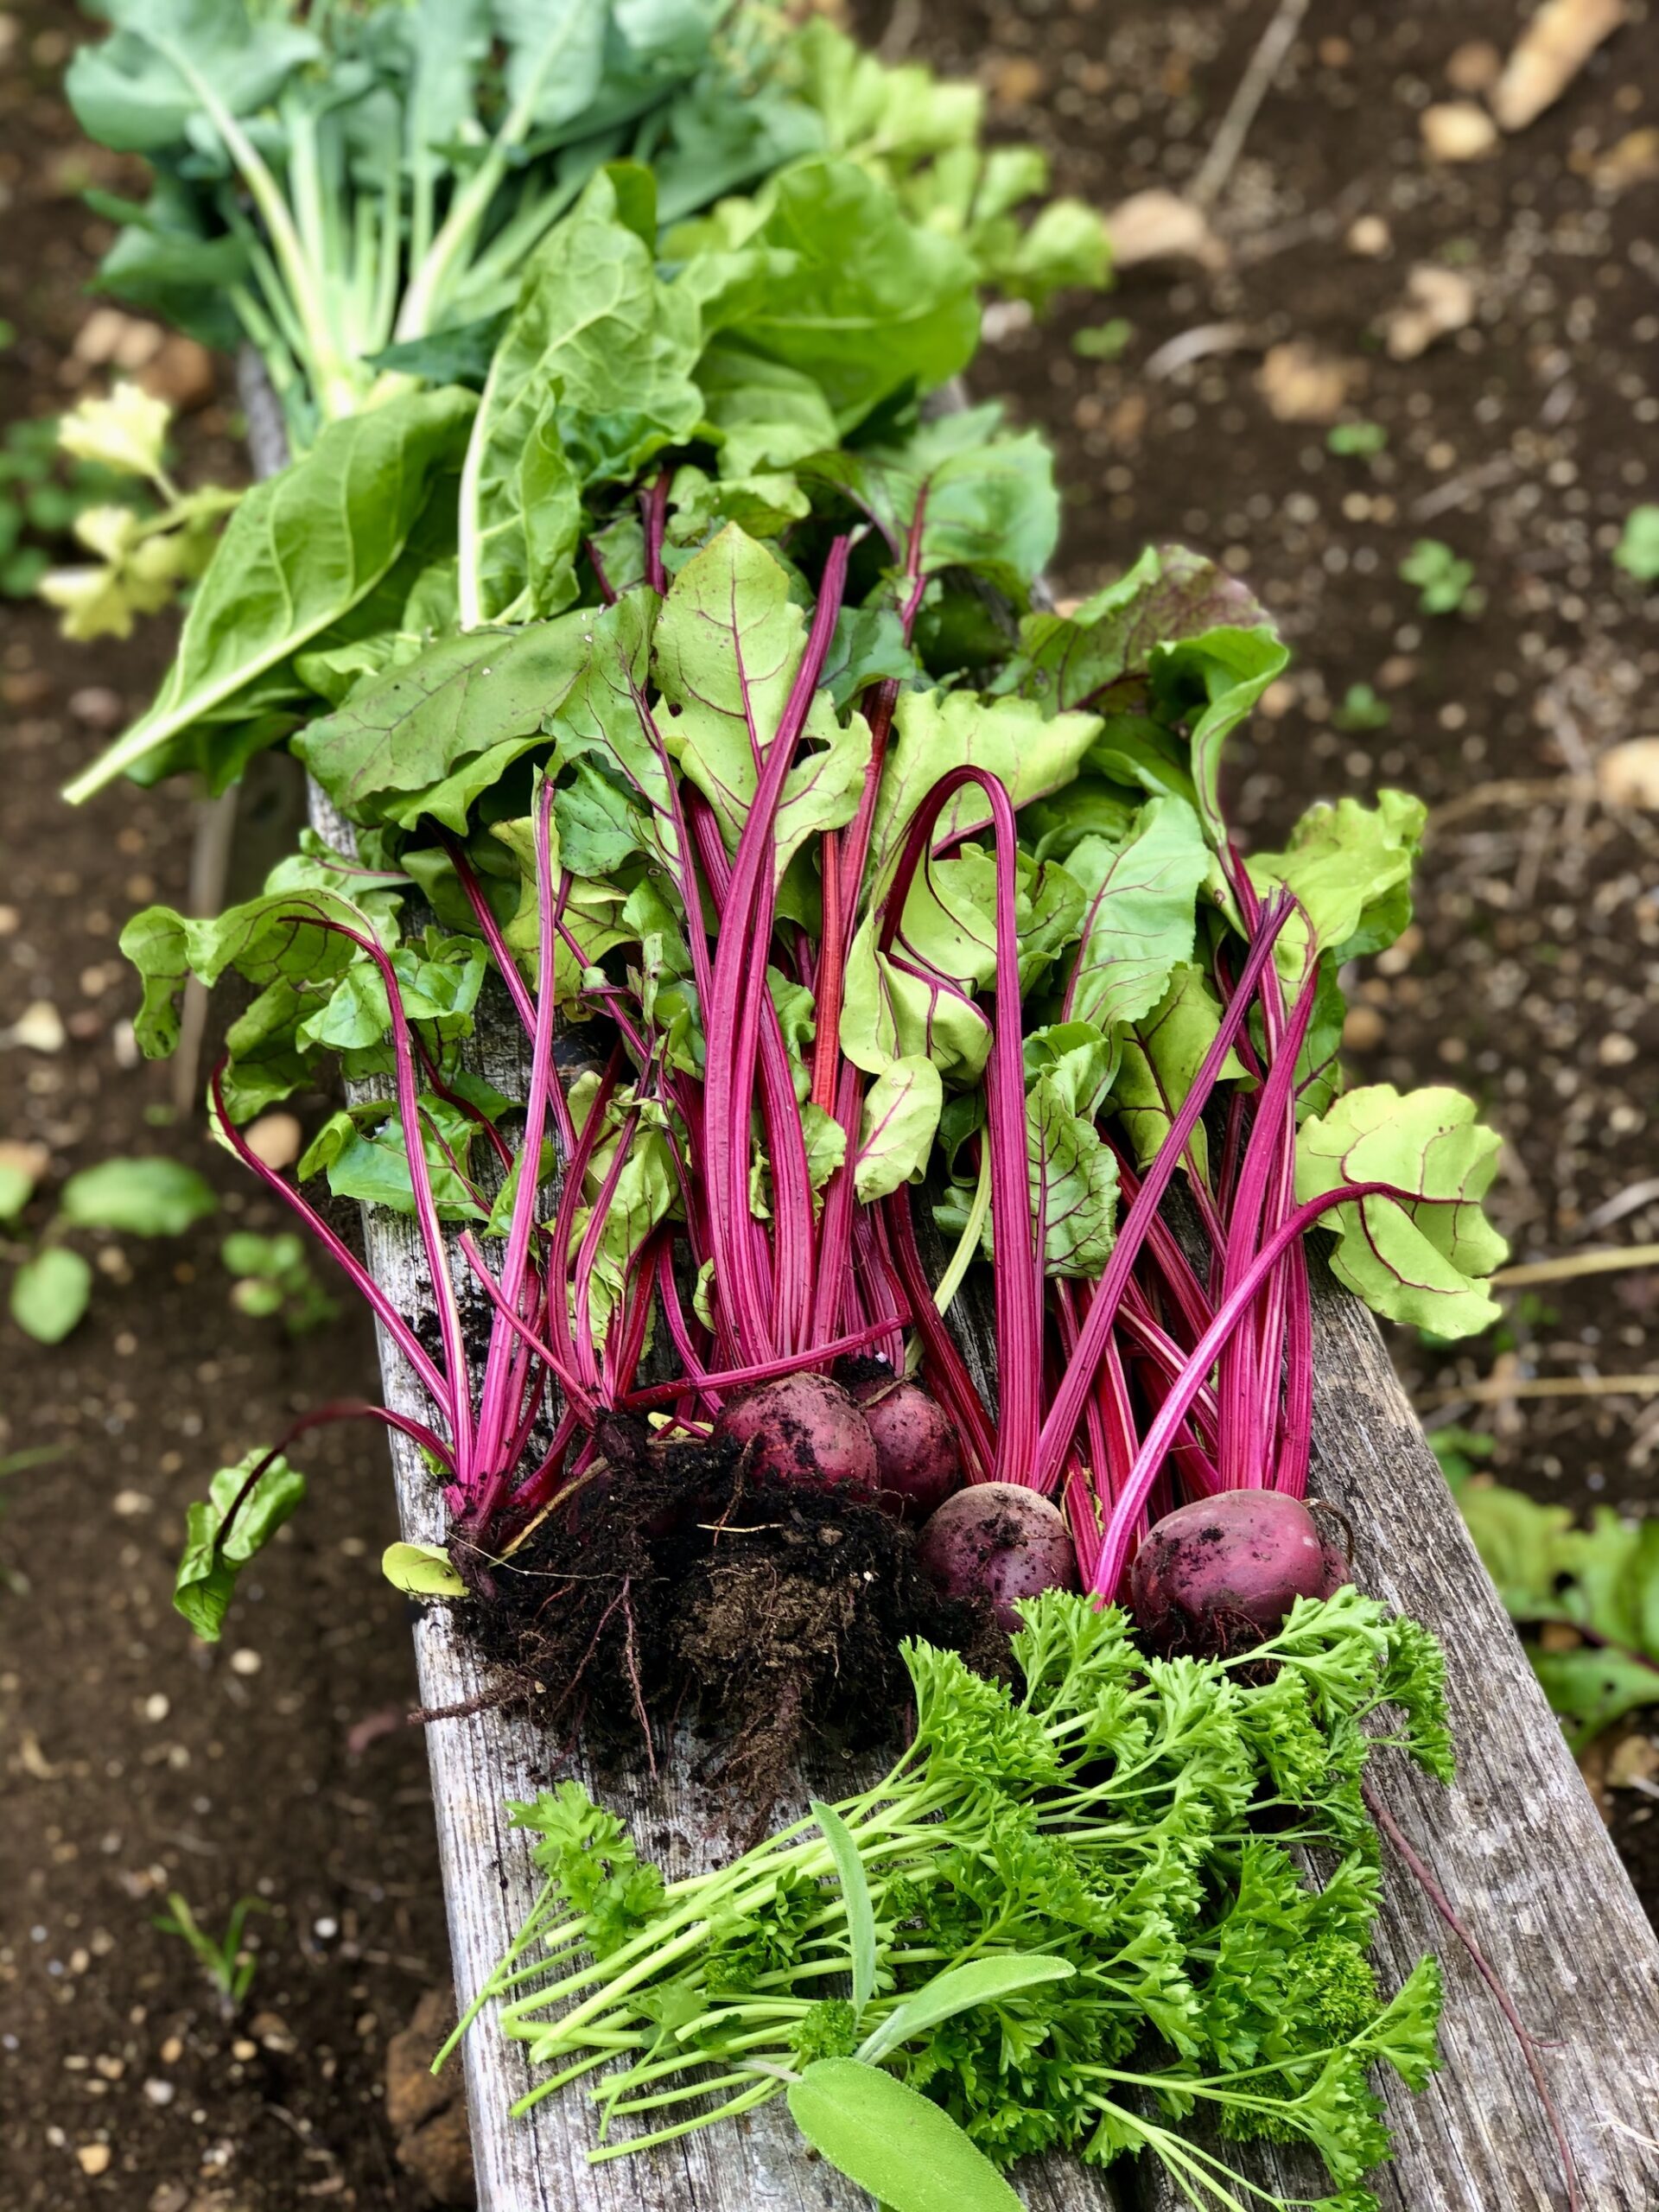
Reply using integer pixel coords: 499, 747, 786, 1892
713, 1373, 879, 1497
462, 1414, 998, 1820
1128, 1490, 1347, 1657
917, 1481, 1077, 1630
843, 1367, 963, 1521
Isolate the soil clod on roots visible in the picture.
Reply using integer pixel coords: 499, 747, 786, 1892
459, 1415, 996, 1820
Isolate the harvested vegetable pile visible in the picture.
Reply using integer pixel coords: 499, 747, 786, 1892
459, 1588, 1452, 2212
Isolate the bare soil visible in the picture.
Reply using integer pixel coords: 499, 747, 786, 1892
3, 3, 1657, 2206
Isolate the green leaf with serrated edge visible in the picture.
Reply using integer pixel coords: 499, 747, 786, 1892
653, 525, 871, 879
173, 1450, 305, 1642
67, 389, 476, 800
862, 688, 1101, 902
1248, 791, 1427, 971
786, 2060, 1025, 2212
120, 887, 389, 1065
295, 615, 591, 828
1294, 1084, 1507, 1338
854, 1057, 943, 1205
1111, 962, 1244, 1177
856, 1955, 1076, 2066
998, 543, 1267, 715
810, 1800, 877, 2018
803, 403, 1058, 597
666, 464, 811, 546
58, 1157, 217, 1237
10, 1248, 92, 1344
1061, 794, 1210, 1035
382, 1541, 467, 1599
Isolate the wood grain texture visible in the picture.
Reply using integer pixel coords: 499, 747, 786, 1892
257, 352, 1659, 2209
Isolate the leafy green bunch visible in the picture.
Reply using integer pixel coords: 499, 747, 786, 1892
67, 3, 1103, 448
463, 1590, 1450, 2212
68, 108, 1093, 804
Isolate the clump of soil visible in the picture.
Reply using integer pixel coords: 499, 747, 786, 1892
460, 1415, 999, 1821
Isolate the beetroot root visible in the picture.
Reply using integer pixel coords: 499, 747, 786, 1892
845, 1372, 963, 1522
1128, 1489, 1346, 1657
713, 1373, 879, 1498
917, 1481, 1077, 1631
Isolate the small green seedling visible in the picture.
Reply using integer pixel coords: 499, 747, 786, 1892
0, 1444, 64, 1596
1426, 1425, 1497, 1488
153, 1892, 270, 2014
1332, 681, 1392, 732
221, 1230, 339, 1336
1400, 538, 1483, 617
1327, 420, 1387, 458
1, 1154, 216, 1343
1613, 505, 1659, 583
1071, 316, 1132, 360
32, 385, 237, 641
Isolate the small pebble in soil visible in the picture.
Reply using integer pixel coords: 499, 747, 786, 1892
143, 2077, 175, 2106
228, 1649, 261, 1676
76, 2145, 111, 2175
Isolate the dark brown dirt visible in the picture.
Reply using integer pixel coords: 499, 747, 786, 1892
462, 1414, 994, 1826
0, 9, 448, 2207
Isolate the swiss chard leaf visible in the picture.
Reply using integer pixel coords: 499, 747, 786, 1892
67, 0, 321, 153
691, 156, 980, 432
67, 389, 476, 800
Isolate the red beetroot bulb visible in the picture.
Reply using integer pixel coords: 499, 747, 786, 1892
713, 1373, 878, 1498
917, 1481, 1077, 1631
844, 1370, 963, 1522
1128, 1489, 1346, 1657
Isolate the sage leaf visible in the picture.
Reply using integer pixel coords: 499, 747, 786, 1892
856, 1954, 1074, 2067
786, 2058, 1026, 2212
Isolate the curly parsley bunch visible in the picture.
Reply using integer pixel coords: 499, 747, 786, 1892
461, 1589, 1452, 2211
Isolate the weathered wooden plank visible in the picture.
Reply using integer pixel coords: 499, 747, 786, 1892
1136, 1251, 1659, 2212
